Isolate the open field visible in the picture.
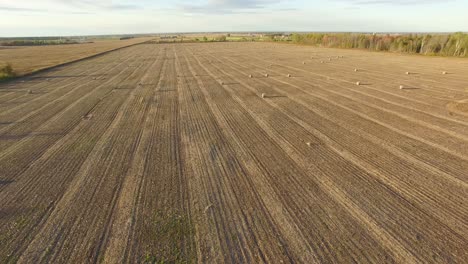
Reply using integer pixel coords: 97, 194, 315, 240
0, 37, 154, 76
0, 42, 467, 263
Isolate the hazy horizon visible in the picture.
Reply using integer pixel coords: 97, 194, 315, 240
2, 31, 468, 39
1, 0, 467, 37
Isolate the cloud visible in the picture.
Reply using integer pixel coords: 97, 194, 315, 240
105, 4, 141, 10
180, 0, 285, 14
337, 0, 447, 5
0, 5, 45, 12
0, 4, 95, 14
58, 0, 143, 11
0, 0, 142, 14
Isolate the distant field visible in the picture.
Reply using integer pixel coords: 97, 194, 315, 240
0, 42, 467, 263
0, 37, 154, 76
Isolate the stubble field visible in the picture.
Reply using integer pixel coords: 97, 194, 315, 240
0, 37, 154, 76
0, 42, 467, 263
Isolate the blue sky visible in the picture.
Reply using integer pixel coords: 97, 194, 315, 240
0, 0, 467, 37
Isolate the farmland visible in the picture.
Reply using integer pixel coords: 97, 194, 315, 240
0, 42, 467, 263
0, 37, 154, 76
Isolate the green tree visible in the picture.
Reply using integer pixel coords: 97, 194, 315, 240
0, 63, 16, 80
217, 35, 227, 42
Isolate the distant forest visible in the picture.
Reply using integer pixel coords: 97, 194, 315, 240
0, 39, 81, 46
288, 33, 468, 57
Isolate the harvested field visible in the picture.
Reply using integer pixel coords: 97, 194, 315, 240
0, 37, 154, 76
0, 42, 467, 263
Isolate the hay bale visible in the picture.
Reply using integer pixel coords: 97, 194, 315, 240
287, 74, 291, 78
405, 72, 410, 75
356, 81, 361, 86
399, 85, 404, 89
82, 114, 93, 120
264, 73, 269, 77
261, 93, 266, 98
249, 74, 253, 78
204, 204, 214, 213
27, 89, 32, 94
354, 68, 358, 72
306, 142, 312, 147
442, 71, 447, 75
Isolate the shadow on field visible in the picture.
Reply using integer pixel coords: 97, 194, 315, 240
0, 180, 14, 186
401, 87, 422, 90
0, 102, 23, 107
31, 74, 107, 80
0, 121, 17, 125
26, 91, 48, 94
157, 89, 176, 92
184, 74, 208, 78
265, 95, 287, 98
0, 132, 64, 141
261, 74, 281, 78
0, 89, 27, 93
113, 87, 136, 90
138, 83, 159, 86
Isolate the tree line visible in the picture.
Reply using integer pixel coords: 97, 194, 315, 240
289, 33, 468, 57
1, 39, 81, 46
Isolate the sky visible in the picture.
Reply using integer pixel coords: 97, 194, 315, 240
0, 0, 467, 37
